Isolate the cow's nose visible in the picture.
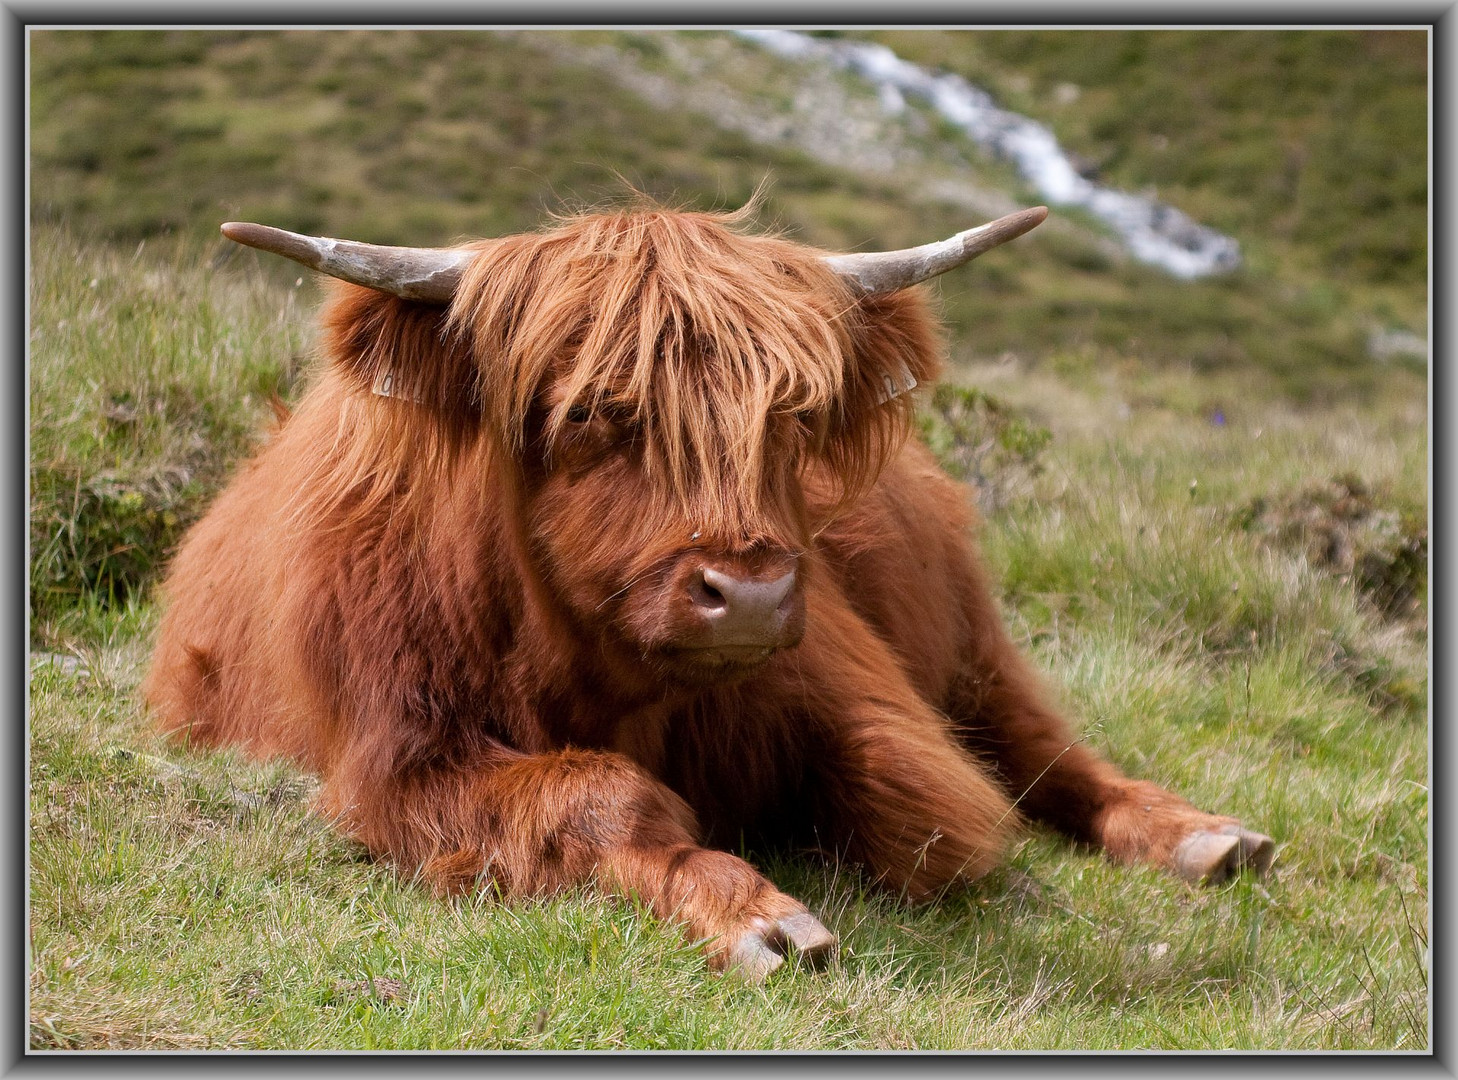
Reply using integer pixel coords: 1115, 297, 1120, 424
688, 566, 798, 645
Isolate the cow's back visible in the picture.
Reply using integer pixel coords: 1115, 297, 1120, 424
143, 450, 296, 757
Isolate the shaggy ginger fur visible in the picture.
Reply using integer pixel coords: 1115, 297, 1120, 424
144, 207, 1267, 974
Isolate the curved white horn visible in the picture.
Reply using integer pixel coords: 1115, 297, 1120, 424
220, 222, 473, 303
824, 207, 1048, 295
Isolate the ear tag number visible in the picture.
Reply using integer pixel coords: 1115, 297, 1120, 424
372, 368, 423, 403
877, 361, 918, 404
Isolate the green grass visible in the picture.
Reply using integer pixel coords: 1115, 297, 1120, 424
28, 227, 308, 634
29, 30, 899, 250
27, 637, 1428, 1049
28, 28, 1427, 1050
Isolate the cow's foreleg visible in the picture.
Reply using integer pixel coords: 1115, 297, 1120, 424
943, 559, 1275, 884
785, 593, 1021, 900
318, 745, 834, 978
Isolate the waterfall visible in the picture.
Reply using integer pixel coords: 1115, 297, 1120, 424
737, 30, 1241, 280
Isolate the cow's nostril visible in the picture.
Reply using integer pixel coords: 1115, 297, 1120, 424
689, 571, 728, 611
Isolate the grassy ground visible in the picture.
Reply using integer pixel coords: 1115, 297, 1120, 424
28, 28, 1427, 1051
27, 228, 1427, 1050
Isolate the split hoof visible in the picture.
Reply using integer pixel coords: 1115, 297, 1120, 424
1173, 825, 1277, 885
722, 912, 838, 981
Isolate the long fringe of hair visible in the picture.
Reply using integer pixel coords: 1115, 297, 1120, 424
297, 203, 944, 534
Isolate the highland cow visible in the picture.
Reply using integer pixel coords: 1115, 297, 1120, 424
143, 204, 1273, 978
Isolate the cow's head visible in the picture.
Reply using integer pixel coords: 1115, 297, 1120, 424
223, 204, 1045, 686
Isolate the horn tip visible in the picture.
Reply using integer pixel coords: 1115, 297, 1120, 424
221, 221, 266, 246
996, 206, 1049, 243
1009, 206, 1049, 232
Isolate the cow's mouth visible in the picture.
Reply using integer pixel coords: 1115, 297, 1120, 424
656, 643, 780, 682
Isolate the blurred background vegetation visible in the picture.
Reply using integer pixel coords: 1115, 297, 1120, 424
30, 30, 1426, 348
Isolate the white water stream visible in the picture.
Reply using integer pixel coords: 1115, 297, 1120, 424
737, 30, 1242, 279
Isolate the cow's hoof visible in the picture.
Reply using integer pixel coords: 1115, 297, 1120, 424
777, 913, 838, 968
1173, 825, 1277, 885
723, 912, 837, 981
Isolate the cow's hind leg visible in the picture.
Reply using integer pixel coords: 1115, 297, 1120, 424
943, 560, 1275, 884
322, 746, 835, 979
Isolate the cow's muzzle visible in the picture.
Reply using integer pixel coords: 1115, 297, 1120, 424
690, 565, 800, 646
666, 561, 805, 674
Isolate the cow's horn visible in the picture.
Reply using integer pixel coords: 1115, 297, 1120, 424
823, 207, 1049, 295
220, 222, 472, 303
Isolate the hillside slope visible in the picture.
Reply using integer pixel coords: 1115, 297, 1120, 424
31, 29, 1428, 392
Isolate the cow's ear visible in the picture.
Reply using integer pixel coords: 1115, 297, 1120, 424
846, 286, 946, 411
813, 286, 946, 499
321, 281, 481, 428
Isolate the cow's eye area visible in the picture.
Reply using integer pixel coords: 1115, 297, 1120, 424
795, 407, 833, 438
562, 403, 623, 436
553, 402, 629, 461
